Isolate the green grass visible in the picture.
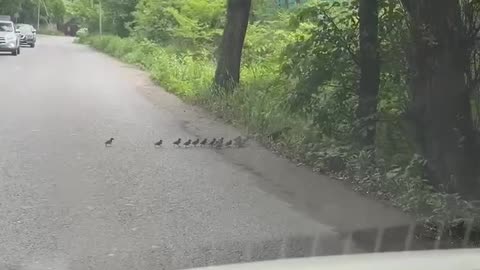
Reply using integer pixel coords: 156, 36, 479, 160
83, 35, 213, 98
78, 35, 480, 244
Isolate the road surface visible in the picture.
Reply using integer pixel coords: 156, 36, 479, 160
0, 36, 410, 270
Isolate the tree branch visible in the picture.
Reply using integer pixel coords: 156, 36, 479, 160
320, 7, 360, 66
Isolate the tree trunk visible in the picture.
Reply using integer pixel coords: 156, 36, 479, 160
402, 0, 480, 199
356, 0, 380, 147
214, 0, 252, 91
285, 0, 289, 8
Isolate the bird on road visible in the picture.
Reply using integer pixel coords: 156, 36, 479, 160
183, 139, 192, 147
209, 138, 217, 147
233, 136, 242, 146
105, 138, 114, 147
215, 137, 224, 149
200, 138, 208, 146
154, 139, 163, 147
225, 140, 232, 147
192, 138, 200, 147
173, 138, 181, 146
234, 135, 251, 148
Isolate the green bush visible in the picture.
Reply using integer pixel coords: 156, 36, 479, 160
76, 28, 89, 38
133, 0, 225, 47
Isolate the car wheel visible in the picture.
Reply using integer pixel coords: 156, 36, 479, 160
11, 49, 17, 56
30, 43, 35, 48
17, 47, 20, 55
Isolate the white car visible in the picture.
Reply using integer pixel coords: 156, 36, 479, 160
0, 20, 20, 55
190, 249, 480, 270
17, 23, 37, 48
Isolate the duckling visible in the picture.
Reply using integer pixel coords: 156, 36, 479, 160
105, 138, 114, 147
154, 139, 163, 147
233, 136, 242, 144
192, 138, 200, 147
200, 138, 208, 146
183, 139, 192, 147
173, 138, 181, 146
225, 140, 232, 147
215, 137, 224, 149
209, 138, 217, 147
234, 135, 251, 148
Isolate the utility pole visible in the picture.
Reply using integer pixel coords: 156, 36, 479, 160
37, 0, 40, 30
99, 0, 103, 35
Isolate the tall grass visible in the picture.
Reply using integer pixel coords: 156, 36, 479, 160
84, 35, 214, 98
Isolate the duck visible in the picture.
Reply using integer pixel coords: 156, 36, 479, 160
173, 138, 181, 146
209, 138, 217, 147
154, 139, 163, 147
105, 138, 114, 147
192, 138, 200, 146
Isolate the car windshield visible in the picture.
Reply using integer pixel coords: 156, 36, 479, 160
0, 22, 13, 32
0, 0, 479, 269
16, 24, 33, 32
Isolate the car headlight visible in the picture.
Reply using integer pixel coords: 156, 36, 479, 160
7, 42, 16, 48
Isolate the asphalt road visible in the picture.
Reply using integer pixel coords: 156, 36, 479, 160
0, 36, 411, 270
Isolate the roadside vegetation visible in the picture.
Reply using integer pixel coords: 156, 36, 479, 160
60, 0, 480, 244
0, 0, 65, 29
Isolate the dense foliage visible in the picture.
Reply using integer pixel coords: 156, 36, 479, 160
74, 0, 480, 241
0, 0, 65, 25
